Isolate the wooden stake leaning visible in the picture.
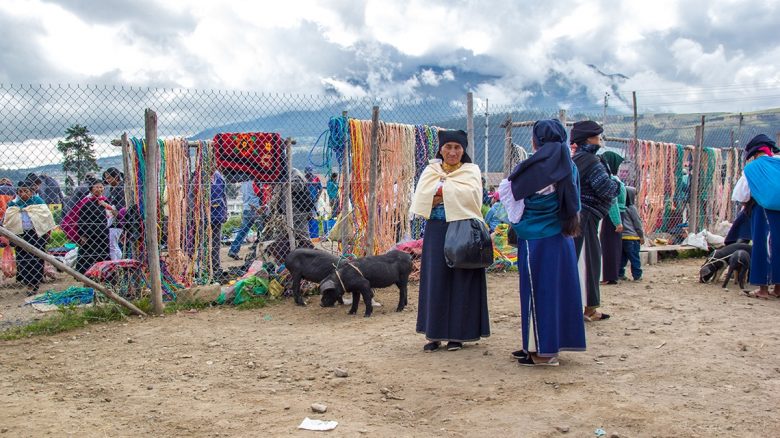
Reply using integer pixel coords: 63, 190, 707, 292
0, 225, 147, 317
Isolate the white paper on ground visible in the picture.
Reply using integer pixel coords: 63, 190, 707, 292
298, 417, 338, 431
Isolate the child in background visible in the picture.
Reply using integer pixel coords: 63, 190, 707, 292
620, 186, 644, 281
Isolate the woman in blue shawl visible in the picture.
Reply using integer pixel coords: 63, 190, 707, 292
499, 119, 586, 366
741, 134, 780, 299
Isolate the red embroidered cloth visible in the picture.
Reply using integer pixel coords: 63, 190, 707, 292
213, 132, 286, 182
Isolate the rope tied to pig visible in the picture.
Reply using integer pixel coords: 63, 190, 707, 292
332, 262, 365, 293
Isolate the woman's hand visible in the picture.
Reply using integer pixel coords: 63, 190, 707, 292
432, 194, 443, 206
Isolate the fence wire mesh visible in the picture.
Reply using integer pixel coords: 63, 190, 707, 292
0, 83, 777, 301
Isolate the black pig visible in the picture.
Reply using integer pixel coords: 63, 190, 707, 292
319, 250, 412, 317
285, 248, 339, 306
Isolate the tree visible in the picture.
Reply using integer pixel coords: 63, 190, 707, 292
56, 124, 100, 185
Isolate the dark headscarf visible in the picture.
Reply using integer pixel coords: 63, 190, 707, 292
103, 167, 123, 182
17, 180, 34, 190
744, 134, 779, 160
507, 119, 579, 230
87, 175, 102, 189
600, 151, 624, 176
436, 129, 471, 163
570, 120, 603, 146
625, 186, 636, 207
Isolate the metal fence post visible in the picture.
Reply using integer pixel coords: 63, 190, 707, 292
466, 92, 475, 161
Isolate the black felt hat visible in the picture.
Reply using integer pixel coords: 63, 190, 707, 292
743, 134, 779, 160
570, 120, 603, 145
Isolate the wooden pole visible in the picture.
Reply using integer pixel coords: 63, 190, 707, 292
503, 116, 513, 176
341, 111, 350, 254
0, 226, 146, 316
690, 117, 705, 234
466, 92, 475, 162
120, 133, 132, 209
366, 106, 380, 256
285, 138, 296, 253
143, 109, 164, 315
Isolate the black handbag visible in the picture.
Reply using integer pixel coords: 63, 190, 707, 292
443, 219, 494, 269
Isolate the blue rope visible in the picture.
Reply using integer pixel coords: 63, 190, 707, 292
25, 287, 95, 306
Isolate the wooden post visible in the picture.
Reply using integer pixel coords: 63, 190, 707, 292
144, 109, 164, 315
366, 106, 380, 256
120, 133, 133, 209
0, 226, 147, 316
502, 116, 513, 176
558, 109, 567, 127
690, 116, 705, 234
466, 92, 475, 161
341, 111, 351, 254
285, 138, 296, 253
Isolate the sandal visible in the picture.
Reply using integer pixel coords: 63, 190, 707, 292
518, 356, 559, 367
584, 311, 610, 322
746, 290, 772, 300
511, 350, 528, 360
423, 341, 441, 352
446, 341, 463, 351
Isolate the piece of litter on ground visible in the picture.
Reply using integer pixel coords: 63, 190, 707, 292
655, 341, 667, 349
595, 428, 606, 437
298, 417, 338, 431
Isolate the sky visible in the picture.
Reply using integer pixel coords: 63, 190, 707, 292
2, 0, 780, 114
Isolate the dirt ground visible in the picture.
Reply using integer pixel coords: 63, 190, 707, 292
1, 257, 780, 437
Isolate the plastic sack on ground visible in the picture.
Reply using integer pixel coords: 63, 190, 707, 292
682, 231, 709, 251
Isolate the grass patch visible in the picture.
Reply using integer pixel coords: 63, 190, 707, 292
0, 304, 130, 340
235, 296, 268, 310
0, 298, 214, 340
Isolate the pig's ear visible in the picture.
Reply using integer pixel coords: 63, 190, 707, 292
319, 279, 336, 293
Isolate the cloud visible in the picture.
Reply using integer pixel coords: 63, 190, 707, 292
1, 0, 779, 115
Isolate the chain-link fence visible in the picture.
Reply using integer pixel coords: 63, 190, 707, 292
0, 83, 777, 305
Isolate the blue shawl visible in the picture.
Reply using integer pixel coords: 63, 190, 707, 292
744, 156, 780, 211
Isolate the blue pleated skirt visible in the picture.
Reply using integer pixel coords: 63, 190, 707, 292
518, 233, 586, 357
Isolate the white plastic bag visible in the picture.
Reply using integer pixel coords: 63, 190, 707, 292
682, 231, 708, 251
703, 230, 725, 249
63, 248, 78, 268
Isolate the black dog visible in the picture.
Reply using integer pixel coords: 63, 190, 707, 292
319, 250, 412, 317
721, 249, 750, 291
285, 248, 339, 306
699, 242, 752, 284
